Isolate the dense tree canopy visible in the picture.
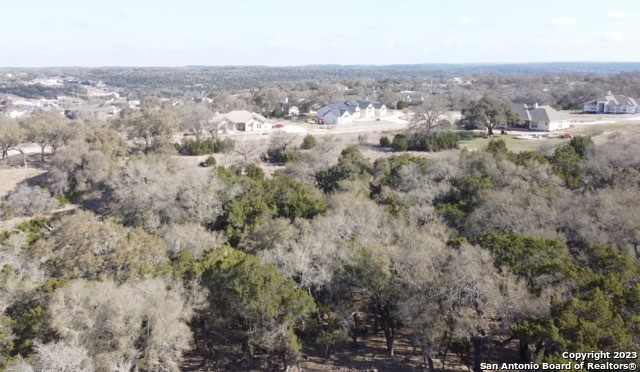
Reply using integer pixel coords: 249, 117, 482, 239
460, 96, 521, 135
2, 70, 640, 371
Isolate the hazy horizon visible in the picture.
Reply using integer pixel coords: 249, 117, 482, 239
2, 0, 639, 67
3, 61, 640, 69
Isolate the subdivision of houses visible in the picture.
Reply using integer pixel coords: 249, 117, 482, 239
510, 103, 570, 131
212, 110, 272, 132
316, 99, 387, 124
583, 92, 640, 114
316, 103, 357, 125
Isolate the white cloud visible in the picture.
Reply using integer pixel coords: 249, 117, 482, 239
551, 17, 578, 27
459, 17, 471, 25
607, 11, 628, 19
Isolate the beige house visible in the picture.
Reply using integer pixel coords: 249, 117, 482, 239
510, 103, 570, 131
213, 110, 272, 132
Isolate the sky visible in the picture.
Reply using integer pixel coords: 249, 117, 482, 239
1, 0, 639, 67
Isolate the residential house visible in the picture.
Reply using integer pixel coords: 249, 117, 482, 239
346, 99, 375, 119
316, 99, 387, 124
316, 103, 357, 125
285, 105, 300, 117
583, 92, 640, 114
213, 110, 271, 132
372, 101, 387, 118
277, 98, 301, 117
510, 103, 570, 131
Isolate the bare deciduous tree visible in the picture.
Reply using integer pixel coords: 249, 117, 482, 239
49, 141, 111, 195
6, 185, 59, 217
233, 139, 264, 163
408, 96, 450, 136
160, 222, 226, 258
125, 108, 177, 153
22, 110, 75, 161
442, 245, 549, 372
0, 116, 25, 160
32, 342, 94, 372
48, 279, 196, 372
176, 102, 214, 141
107, 156, 226, 228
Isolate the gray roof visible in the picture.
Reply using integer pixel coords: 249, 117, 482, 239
317, 98, 385, 118
213, 110, 268, 124
510, 103, 566, 123
584, 94, 639, 107
318, 102, 357, 118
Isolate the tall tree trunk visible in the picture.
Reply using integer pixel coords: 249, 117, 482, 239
472, 336, 487, 372
381, 317, 395, 357
422, 345, 437, 372
440, 332, 450, 371
487, 125, 494, 137
351, 312, 359, 346
411, 333, 417, 353
16, 147, 27, 167
441, 348, 448, 372
425, 354, 436, 372
519, 339, 530, 362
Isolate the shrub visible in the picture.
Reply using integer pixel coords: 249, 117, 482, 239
391, 134, 409, 151
6, 185, 58, 217
301, 134, 317, 150
425, 131, 459, 151
569, 135, 593, 158
176, 138, 235, 155
397, 100, 409, 110
379, 136, 391, 147
54, 194, 69, 207
390, 132, 459, 152
199, 155, 217, 167
0, 201, 14, 220
244, 164, 265, 180
176, 138, 214, 155
271, 106, 284, 118
486, 138, 509, 155
263, 148, 301, 164
213, 137, 235, 153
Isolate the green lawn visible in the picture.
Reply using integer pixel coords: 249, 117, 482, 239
458, 134, 567, 153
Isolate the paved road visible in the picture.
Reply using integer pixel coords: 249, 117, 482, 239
229, 115, 409, 142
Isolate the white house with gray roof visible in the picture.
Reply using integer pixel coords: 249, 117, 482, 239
316, 99, 386, 124
510, 103, 570, 131
583, 92, 640, 114
212, 110, 271, 132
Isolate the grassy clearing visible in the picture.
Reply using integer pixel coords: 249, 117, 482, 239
0, 167, 47, 198
459, 135, 567, 153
